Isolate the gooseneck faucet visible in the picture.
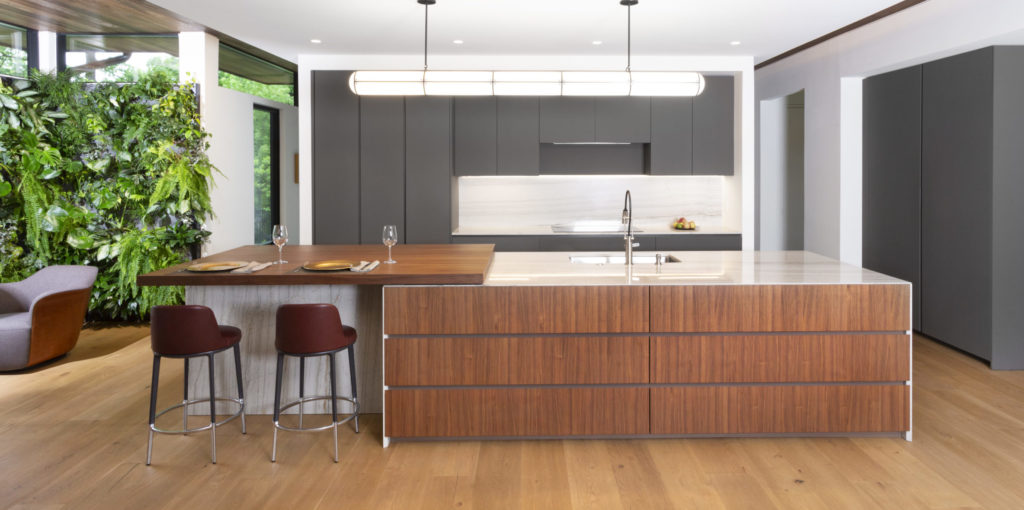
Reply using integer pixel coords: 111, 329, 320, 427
622, 190, 639, 266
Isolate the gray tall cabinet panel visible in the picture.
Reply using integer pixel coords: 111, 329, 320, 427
539, 97, 594, 143
650, 98, 694, 175
921, 49, 994, 361
595, 97, 650, 142
862, 65, 922, 330
693, 76, 735, 175
359, 97, 405, 244
405, 97, 452, 243
312, 71, 361, 243
453, 97, 497, 176
497, 97, 540, 175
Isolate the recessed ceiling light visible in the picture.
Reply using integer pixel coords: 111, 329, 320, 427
453, 39, 464, 44
730, 41, 741, 46
592, 40, 603, 45
310, 39, 322, 44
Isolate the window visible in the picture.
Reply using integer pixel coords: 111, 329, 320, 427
63, 34, 178, 82
0, 21, 29, 78
218, 43, 295, 104
253, 105, 280, 244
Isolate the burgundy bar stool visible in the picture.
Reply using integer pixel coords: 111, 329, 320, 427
147, 305, 246, 465
272, 304, 359, 463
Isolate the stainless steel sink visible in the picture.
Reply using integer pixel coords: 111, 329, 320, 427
569, 255, 681, 265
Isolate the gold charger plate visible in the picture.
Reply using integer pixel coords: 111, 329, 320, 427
303, 260, 357, 271
186, 261, 250, 272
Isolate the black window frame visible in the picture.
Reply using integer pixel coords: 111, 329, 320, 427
253, 104, 281, 244
0, 20, 37, 78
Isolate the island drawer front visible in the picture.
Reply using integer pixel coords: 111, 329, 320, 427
650, 284, 910, 333
651, 334, 910, 383
384, 286, 650, 335
385, 388, 649, 437
650, 385, 910, 434
509, 336, 649, 385
385, 337, 511, 386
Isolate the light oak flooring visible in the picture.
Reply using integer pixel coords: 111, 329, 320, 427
2, 326, 1024, 509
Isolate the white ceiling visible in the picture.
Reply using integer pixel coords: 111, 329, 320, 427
150, 0, 907, 65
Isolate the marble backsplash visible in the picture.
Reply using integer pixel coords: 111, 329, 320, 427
457, 175, 724, 229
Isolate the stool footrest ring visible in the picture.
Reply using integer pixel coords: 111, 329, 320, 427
274, 395, 359, 433
150, 397, 245, 435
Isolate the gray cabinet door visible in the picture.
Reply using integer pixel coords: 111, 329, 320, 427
921, 48, 994, 359
451, 236, 540, 252
693, 76, 735, 175
359, 97, 406, 244
405, 97, 452, 243
312, 71, 361, 244
654, 235, 741, 251
862, 65, 923, 330
497, 97, 540, 175
595, 97, 651, 142
650, 97, 694, 175
453, 97, 497, 176
539, 97, 594, 143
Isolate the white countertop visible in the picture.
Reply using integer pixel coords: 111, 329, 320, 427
481, 250, 909, 286
452, 225, 741, 236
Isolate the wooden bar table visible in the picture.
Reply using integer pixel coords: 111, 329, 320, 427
139, 244, 494, 415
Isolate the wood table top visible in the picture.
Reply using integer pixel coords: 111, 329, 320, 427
137, 244, 495, 286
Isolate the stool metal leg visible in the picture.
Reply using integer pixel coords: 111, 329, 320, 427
232, 344, 246, 434
208, 353, 217, 464
272, 352, 284, 462
298, 356, 305, 429
146, 355, 161, 466
347, 346, 359, 433
182, 358, 189, 435
329, 352, 339, 463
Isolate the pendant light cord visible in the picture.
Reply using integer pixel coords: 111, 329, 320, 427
424, 1, 429, 70
626, 2, 631, 71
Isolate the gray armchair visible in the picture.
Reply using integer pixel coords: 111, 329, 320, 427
0, 265, 98, 371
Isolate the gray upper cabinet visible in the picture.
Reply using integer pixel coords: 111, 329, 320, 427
312, 71, 361, 244
862, 65, 923, 331
359, 97, 406, 244
453, 97, 497, 176
595, 97, 651, 142
497, 97, 540, 175
539, 97, 594, 143
649, 97, 694, 175
406, 97, 452, 243
693, 76, 735, 175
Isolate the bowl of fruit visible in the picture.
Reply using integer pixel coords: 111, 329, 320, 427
672, 217, 696, 231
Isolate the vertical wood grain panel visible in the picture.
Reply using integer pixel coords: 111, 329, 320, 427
509, 336, 649, 384
385, 337, 509, 386
651, 334, 910, 383
385, 388, 571, 437
384, 287, 507, 335
570, 388, 649, 435
650, 385, 909, 434
650, 284, 910, 333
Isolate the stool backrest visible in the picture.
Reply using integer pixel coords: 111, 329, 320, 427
150, 305, 222, 356
276, 304, 346, 354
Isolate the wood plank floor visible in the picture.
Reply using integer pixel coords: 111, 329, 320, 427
2, 326, 1024, 509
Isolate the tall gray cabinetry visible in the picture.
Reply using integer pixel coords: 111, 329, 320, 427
312, 71, 361, 243
406, 97, 452, 243
863, 46, 1024, 368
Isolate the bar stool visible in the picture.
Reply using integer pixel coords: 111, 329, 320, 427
147, 305, 246, 465
272, 304, 359, 463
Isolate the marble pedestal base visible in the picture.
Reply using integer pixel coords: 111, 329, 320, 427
184, 285, 382, 415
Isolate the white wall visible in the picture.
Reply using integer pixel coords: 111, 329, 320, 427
755, 0, 1024, 263
296, 54, 755, 248
180, 33, 300, 256
758, 92, 804, 251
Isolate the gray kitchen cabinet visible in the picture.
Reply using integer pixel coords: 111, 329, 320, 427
497, 97, 540, 175
693, 76, 735, 175
312, 71, 361, 244
654, 234, 741, 251
406, 97, 452, 243
453, 97, 497, 176
863, 65, 922, 330
649, 97, 694, 175
451, 235, 540, 252
359, 97, 405, 244
595, 97, 651, 143
538, 235, 654, 252
539, 97, 594, 143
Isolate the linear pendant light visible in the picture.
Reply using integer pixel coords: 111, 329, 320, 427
347, 0, 705, 97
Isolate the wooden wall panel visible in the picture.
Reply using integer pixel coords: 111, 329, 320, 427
385, 338, 509, 386
385, 388, 571, 438
651, 334, 910, 383
570, 388, 649, 435
509, 337, 649, 384
650, 385, 909, 434
650, 284, 910, 333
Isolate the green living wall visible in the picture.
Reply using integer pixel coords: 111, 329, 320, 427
0, 70, 215, 321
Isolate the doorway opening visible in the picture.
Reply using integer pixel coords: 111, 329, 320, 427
253, 105, 280, 244
758, 90, 805, 250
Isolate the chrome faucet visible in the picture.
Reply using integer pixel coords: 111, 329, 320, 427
621, 190, 639, 266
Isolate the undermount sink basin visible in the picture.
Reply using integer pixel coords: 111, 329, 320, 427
551, 221, 643, 234
569, 255, 681, 265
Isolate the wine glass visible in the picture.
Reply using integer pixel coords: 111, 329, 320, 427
382, 225, 397, 264
272, 225, 288, 264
